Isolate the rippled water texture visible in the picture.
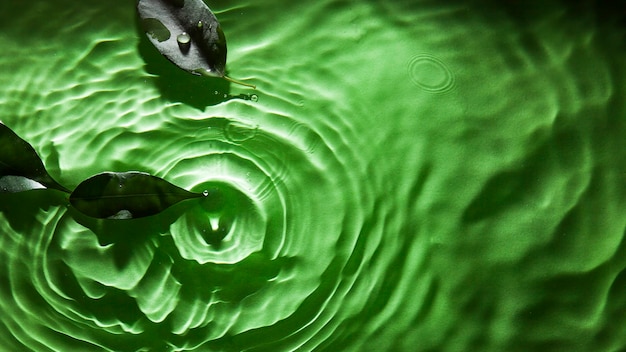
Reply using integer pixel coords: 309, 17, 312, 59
1, 0, 626, 351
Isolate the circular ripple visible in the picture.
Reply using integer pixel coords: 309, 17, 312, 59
408, 54, 455, 93
1, 95, 368, 351
164, 121, 287, 265
7, 1, 624, 351
171, 182, 268, 264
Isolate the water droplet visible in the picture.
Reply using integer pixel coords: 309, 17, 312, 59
408, 54, 455, 93
202, 190, 209, 197
197, 21, 203, 29
177, 32, 190, 44
214, 90, 219, 95
250, 94, 259, 102
177, 32, 191, 52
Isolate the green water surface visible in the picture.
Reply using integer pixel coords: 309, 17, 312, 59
1, 0, 626, 351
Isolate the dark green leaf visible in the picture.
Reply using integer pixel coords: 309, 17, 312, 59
0, 122, 70, 193
69, 171, 205, 219
137, 0, 255, 88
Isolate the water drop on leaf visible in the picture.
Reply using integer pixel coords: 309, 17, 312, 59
137, 0, 256, 89
177, 32, 191, 52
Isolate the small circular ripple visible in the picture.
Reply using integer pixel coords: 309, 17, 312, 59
408, 54, 456, 93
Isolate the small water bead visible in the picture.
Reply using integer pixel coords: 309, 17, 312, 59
177, 32, 191, 52
199, 186, 224, 212
250, 94, 259, 102
177, 32, 190, 44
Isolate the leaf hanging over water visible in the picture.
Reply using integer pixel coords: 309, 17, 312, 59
69, 171, 205, 219
137, 0, 255, 88
0, 122, 70, 193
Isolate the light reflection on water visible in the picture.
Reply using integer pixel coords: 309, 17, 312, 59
1, 0, 626, 351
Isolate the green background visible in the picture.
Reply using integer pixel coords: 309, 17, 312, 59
1, 0, 625, 351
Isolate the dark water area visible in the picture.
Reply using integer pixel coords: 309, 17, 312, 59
1, 0, 625, 351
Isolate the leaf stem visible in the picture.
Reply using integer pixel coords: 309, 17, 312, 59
223, 75, 256, 89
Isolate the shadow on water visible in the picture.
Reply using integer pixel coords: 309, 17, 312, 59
67, 200, 198, 269
163, 238, 298, 302
0, 190, 67, 234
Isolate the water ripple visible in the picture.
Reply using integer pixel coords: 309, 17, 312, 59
1, 0, 626, 351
